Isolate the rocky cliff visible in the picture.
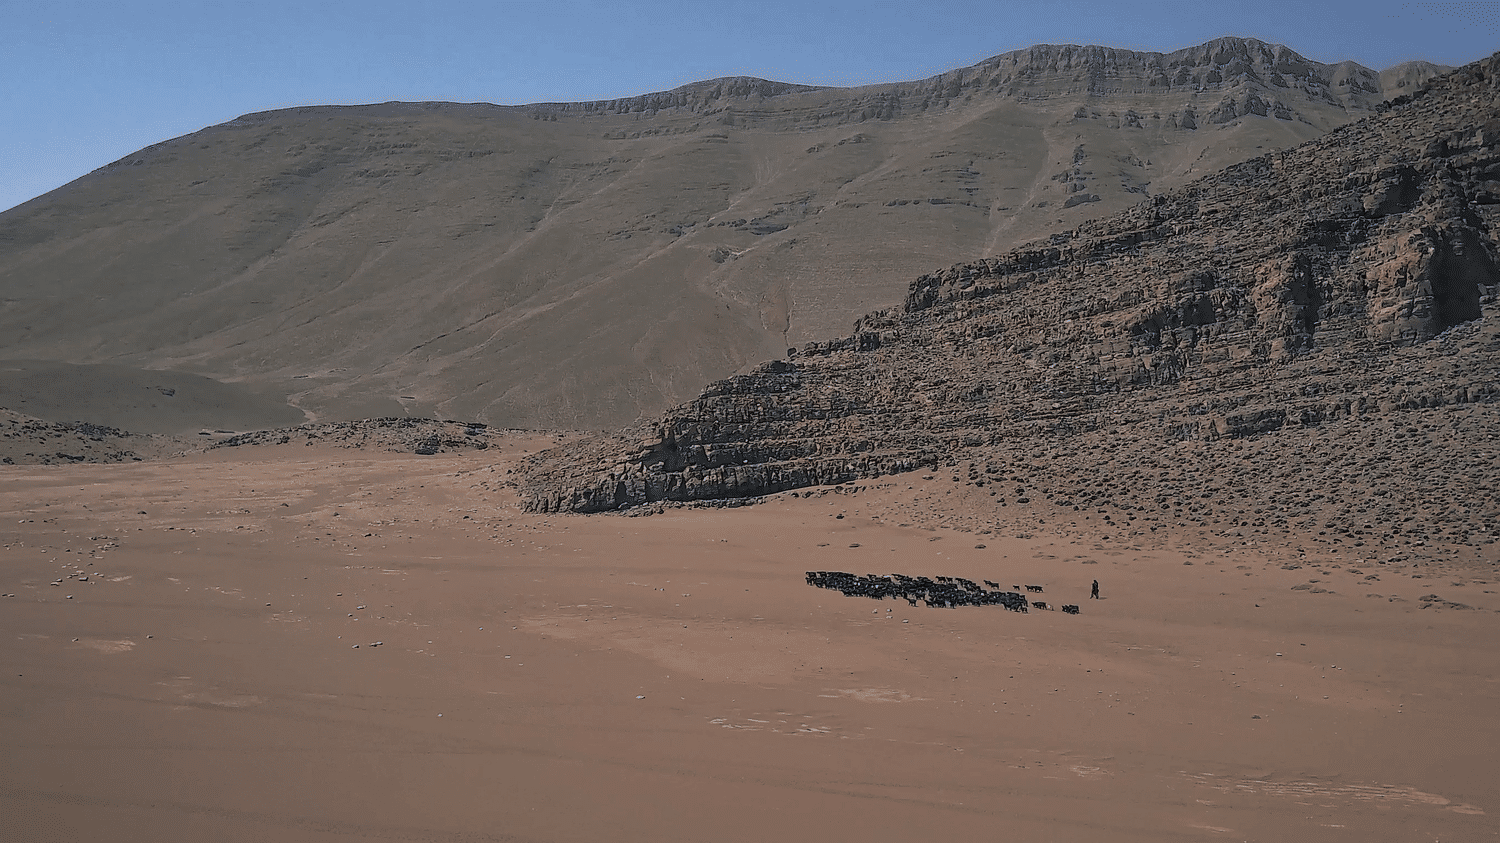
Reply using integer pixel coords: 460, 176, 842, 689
555, 38, 1402, 129
519, 53, 1500, 560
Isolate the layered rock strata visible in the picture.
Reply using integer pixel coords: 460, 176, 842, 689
554, 38, 1406, 129
520, 54, 1500, 537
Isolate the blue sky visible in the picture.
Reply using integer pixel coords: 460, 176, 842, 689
2, 0, 1497, 212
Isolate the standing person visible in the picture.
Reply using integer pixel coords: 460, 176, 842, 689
1090, 579, 1099, 599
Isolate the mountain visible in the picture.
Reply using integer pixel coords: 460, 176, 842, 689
0, 38, 1449, 430
516, 52, 1500, 566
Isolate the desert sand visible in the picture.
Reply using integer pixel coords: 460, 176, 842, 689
2, 437, 1495, 842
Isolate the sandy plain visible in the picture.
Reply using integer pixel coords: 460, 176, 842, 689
2, 435, 1497, 842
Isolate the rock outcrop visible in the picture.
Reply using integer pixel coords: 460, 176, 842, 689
0, 410, 184, 465
550, 38, 1401, 129
211, 417, 507, 453
520, 53, 1500, 536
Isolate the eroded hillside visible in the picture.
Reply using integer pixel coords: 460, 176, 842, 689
518, 52, 1500, 569
0, 38, 1437, 428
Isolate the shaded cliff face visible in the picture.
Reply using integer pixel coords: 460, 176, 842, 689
519, 54, 1500, 545
0, 38, 1436, 430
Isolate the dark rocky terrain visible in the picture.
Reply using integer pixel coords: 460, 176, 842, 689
0, 412, 529, 465
519, 53, 1500, 573
0, 39, 1449, 429
208, 416, 526, 454
0, 409, 187, 465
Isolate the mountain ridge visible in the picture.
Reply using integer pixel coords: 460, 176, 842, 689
0, 37, 1460, 431
108, 37, 1432, 132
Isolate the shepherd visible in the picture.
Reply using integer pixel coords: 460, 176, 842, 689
1090, 579, 1100, 599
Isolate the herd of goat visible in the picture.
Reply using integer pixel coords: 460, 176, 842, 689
805, 571, 1080, 614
